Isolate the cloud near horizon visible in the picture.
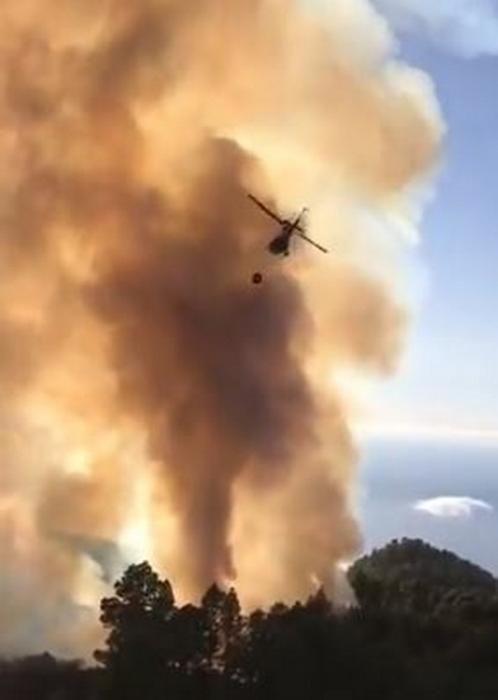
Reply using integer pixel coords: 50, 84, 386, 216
374, 0, 498, 58
413, 496, 494, 519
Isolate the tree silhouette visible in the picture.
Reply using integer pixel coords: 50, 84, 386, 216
94, 561, 176, 700
201, 585, 244, 674
4, 539, 498, 699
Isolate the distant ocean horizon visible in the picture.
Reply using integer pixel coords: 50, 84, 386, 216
356, 435, 498, 574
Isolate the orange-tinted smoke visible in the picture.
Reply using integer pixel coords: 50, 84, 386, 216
0, 0, 442, 654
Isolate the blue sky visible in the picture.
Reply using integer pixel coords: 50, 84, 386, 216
370, 10, 498, 436
349, 3, 498, 571
359, 436, 498, 572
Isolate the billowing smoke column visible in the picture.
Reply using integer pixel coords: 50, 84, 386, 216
0, 0, 442, 656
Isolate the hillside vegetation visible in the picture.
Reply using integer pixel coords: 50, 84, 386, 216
2, 538, 498, 699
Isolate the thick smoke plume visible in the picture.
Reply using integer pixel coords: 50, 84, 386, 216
0, 0, 442, 656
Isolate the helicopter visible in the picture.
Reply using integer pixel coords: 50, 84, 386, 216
247, 193, 328, 284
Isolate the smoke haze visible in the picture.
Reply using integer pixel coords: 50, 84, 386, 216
0, 0, 442, 656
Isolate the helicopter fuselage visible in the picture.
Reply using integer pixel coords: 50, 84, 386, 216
268, 223, 294, 256
248, 192, 328, 276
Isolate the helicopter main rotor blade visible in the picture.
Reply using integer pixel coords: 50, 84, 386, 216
296, 231, 329, 254
247, 193, 285, 225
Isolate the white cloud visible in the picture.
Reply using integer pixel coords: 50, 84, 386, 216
354, 421, 498, 445
374, 0, 498, 57
414, 496, 494, 519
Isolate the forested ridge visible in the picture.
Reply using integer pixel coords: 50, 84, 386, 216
3, 538, 498, 699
